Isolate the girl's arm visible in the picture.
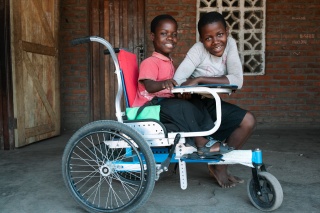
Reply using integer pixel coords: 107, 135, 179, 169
182, 75, 229, 86
225, 37, 243, 88
142, 79, 178, 93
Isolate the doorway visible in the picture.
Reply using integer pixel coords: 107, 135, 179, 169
90, 0, 146, 120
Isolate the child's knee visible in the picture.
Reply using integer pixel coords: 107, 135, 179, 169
244, 111, 256, 129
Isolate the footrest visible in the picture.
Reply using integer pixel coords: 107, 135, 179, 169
179, 153, 223, 163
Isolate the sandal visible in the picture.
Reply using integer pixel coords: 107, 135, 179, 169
197, 140, 234, 158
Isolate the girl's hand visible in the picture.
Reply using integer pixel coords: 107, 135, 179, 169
143, 79, 178, 93
162, 79, 178, 90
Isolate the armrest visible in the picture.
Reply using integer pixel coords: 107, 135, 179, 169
174, 84, 237, 94
170, 85, 235, 138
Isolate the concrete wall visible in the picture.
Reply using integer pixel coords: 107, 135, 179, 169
60, 0, 320, 130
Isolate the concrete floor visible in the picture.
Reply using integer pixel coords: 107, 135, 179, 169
0, 128, 320, 213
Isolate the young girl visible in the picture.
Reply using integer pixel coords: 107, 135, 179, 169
174, 12, 256, 188
133, 14, 233, 158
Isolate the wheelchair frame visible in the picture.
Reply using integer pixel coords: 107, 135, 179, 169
62, 36, 283, 213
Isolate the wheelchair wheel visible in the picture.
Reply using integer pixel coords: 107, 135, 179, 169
118, 171, 147, 186
62, 120, 156, 213
247, 171, 283, 211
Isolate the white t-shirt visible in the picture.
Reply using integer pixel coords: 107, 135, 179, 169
174, 36, 243, 89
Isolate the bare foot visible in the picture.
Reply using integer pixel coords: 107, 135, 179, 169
208, 165, 244, 184
208, 165, 235, 188
227, 173, 244, 184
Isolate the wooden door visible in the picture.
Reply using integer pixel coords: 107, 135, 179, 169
10, 0, 60, 147
90, 0, 145, 120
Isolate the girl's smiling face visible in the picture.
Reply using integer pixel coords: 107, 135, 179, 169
151, 19, 178, 58
199, 21, 229, 57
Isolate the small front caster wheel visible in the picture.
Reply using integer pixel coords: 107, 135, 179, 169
247, 171, 283, 211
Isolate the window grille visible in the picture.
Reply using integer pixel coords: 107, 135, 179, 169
197, 0, 266, 75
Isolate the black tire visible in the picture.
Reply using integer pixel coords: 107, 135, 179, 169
62, 120, 156, 213
247, 171, 283, 211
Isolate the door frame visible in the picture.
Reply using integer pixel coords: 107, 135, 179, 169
0, 0, 15, 150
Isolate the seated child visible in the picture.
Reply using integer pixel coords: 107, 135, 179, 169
132, 14, 234, 157
174, 12, 256, 188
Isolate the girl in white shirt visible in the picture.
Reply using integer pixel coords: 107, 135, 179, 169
174, 11, 256, 188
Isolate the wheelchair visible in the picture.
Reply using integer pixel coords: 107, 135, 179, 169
62, 36, 283, 213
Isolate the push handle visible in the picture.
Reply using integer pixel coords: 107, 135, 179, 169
71, 37, 91, 46
104, 48, 120, 55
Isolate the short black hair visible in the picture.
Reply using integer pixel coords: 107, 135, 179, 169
198, 12, 227, 35
150, 14, 178, 33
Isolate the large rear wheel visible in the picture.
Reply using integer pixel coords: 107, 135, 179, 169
62, 120, 156, 213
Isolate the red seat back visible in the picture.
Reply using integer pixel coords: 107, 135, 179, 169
118, 49, 138, 107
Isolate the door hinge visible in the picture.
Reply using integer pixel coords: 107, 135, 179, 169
135, 44, 144, 64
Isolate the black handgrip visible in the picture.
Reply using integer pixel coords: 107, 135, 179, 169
71, 37, 91, 46
104, 48, 120, 55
